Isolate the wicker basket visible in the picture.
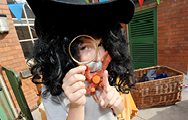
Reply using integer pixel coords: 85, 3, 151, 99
130, 65, 185, 108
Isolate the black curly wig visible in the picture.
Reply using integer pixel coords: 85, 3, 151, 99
31, 22, 136, 96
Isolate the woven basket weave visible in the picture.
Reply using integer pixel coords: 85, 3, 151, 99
130, 65, 185, 108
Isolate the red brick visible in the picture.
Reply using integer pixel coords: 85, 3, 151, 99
3, 47, 11, 51
7, 19, 14, 24
158, 23, 167, 27
168, 14, 180, 19
164, 12, 171, 16
3, 33, 18, 39
180, 3, 188, 8
158, 13, 165, 18
14, 54, 18, 59
9, 50, 23, 55
9, 64, 17, 69
12, 58, 25, 63
15, 65, 28, 71
0, 47, 4, 52
20, 61, 27, 66
11, 46, 15, 51
2, 9, 11, 15
169, 6, 180, 11
175, 31, 182, 35
0, 51, 9, 57
0, 5, 7, 9
16, 62, 21, 67
7, 42, 20, 46
9, 24, 16, 29
14, 45, 22, 50
158, 6, 167, 12
26, 91, 33, 97
18, 53, 24, 58
0, 43, 7, 47
0, 0, 7, 4
180, 12, 188, 17
0, 56, 7, 62
11, 38, 19, 42
2, 60, 13, 65
6, 14, 12, 20
1, 39, 9, 43
170, 10, 177, 15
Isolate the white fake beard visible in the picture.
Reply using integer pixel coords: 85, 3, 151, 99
87, 60, 102, 73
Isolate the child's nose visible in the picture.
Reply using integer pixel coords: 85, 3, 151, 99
94, 51, 103, 62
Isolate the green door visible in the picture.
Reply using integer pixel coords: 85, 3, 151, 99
128, 7, 157, 69
2, 67, 34, 120
0, 84, 14, 120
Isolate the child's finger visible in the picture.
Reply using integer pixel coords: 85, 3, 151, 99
70, 89, 86, 106
63, 74, 85, 88
103, 70, 112, 93
108, 89, 119, 108
99, 91, 106, 106
101, 87, 115, 108
64, 66, 86, 82
103, 70, 110, 87
100, 98, 104, 107
65, 81, 86, 95
111, 96, 122, 109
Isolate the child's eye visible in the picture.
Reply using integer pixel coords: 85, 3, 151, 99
80, 46, 87, 50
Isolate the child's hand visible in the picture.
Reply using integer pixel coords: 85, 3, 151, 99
99, 70, 124, 114
62, 66, 87, 108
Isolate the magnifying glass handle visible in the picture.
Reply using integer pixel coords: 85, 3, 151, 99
84, 65, 92, 83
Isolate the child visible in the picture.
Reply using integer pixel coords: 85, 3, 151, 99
28, 0, 135, 119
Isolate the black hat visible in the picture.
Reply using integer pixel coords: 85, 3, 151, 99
27, 0, 135, 36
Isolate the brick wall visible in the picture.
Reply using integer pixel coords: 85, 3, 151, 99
157, 0, 188, 74
0, 0, 38, 112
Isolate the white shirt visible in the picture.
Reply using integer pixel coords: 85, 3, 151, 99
42, 85, 118, 120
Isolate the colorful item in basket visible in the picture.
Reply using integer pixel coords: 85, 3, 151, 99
139, 70, 169, 82
156, 73, 168, 79
139, 70, 156, 82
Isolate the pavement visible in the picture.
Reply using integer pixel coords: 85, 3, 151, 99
31, 75, 188, 120
32, 108, 42, 120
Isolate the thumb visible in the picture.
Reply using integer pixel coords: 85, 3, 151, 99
103, 70, 110, 87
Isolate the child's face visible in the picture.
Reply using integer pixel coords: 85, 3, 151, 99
78, 37, 105, 76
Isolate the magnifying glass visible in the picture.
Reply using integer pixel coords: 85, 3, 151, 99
69, 35, 112, 102
69, 35, 98, 65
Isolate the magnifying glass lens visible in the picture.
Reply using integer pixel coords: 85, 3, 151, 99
69, 35, 98, 65
78, 37, 97, 62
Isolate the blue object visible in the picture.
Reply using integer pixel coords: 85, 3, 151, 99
7, 3, 24, 23
139, 70, 156, 82
99, 0, 109, 2
150, 71, 156, 78
156, 73, 168, 79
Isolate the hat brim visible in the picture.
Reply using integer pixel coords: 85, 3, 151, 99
27, 0, 135, 35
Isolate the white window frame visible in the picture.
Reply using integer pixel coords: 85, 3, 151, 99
9, 0, 37, 64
